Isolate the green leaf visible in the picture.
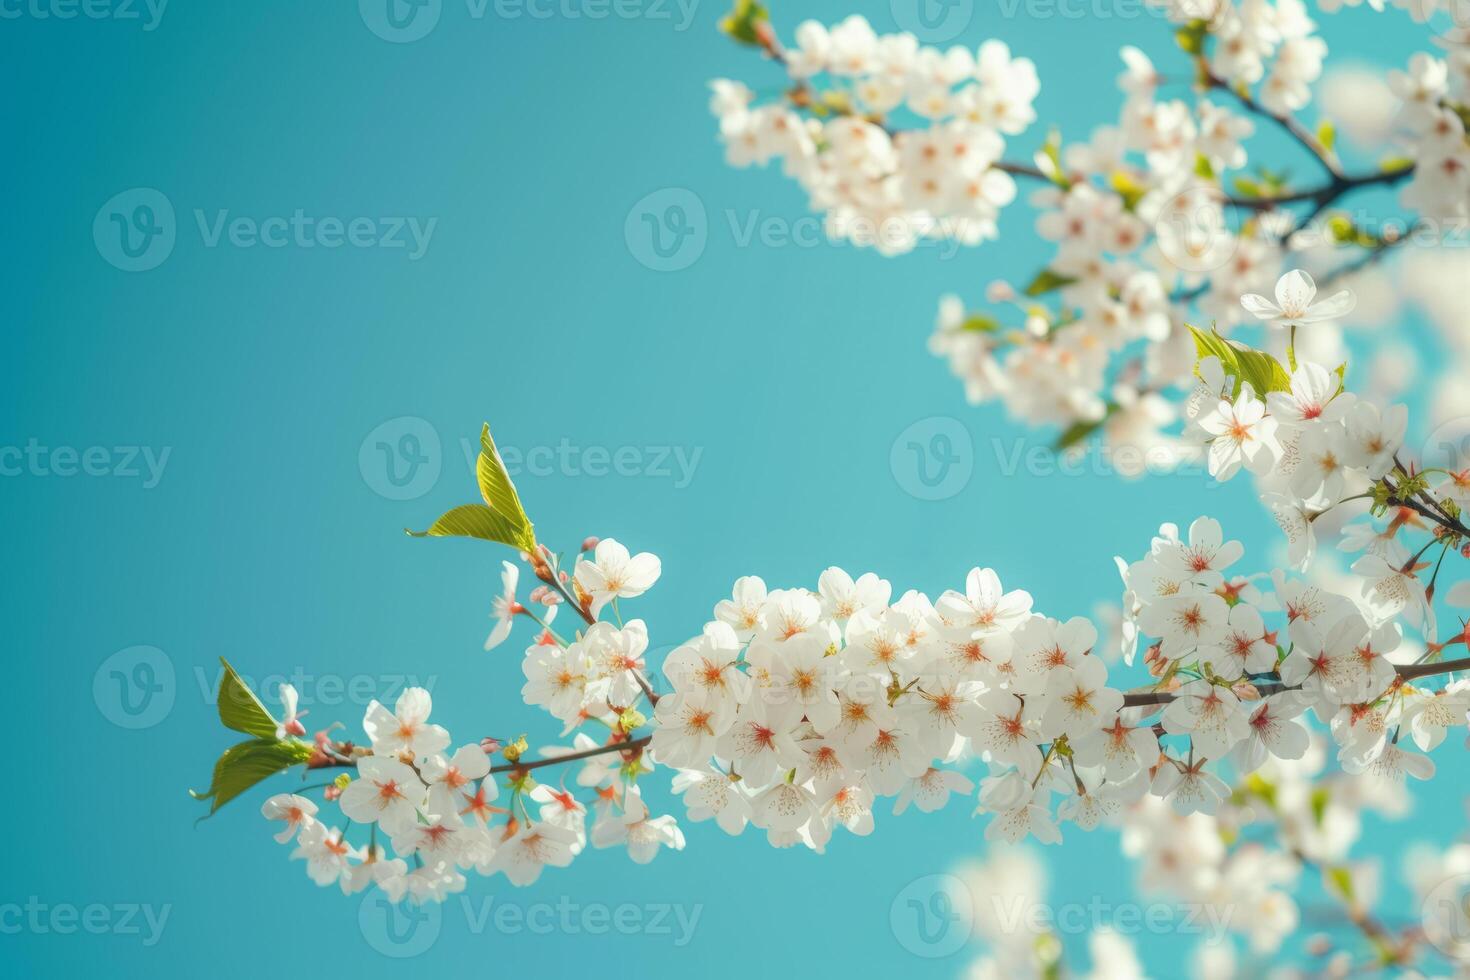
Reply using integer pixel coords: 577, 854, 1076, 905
406, 503, 533, 549
1187, 324, 1292, 398
1242, 773, 1278, 812
190, 738, 313, 817
1175, 19, 1208, 55
961, 314, 1001, 333
1109, 171, 1146, 211
718, 0, 768, 46
1035, 129, 1070, 189
408, 424, 536, 552
1326, 865, 1356, 904
1317, 120, 1336, 153
1193, 153, 1215, 182
1310, 785, 1330, 827
1054, 403, 1119, 451
1231, 176, 1263, 199
1023, 269, 1078, 298
474, 424, 535, 548
216, 657, 279, 739
1055, 420, 1100, 451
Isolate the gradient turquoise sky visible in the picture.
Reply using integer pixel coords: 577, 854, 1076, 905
2, 2, 1459, 977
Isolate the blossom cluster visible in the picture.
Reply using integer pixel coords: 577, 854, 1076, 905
227, 294, 1470, 910
710, 16, 1037, 254
1390, 49, 1470, 224
716, 5, 1470, 467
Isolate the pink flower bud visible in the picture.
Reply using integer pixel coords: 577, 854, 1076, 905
580, 536, 600, 553
985, 279, 1015, 303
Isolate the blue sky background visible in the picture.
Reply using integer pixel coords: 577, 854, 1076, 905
1, 1, 1461, 976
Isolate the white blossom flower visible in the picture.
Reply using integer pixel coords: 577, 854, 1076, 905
261, 793, 318, 844
574, 538, 661, 616
362, 688, 449, 760
1240, 270, 1356, 328
339, 757, 427, 832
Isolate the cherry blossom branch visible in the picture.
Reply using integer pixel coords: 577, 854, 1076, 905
1120, 657, 1470, 709
1203, 68, 1341, 177
309, 734, 653, 776
488, 735, 651, 775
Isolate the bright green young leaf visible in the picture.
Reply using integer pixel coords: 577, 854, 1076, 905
1109, 171, 1146, 211
1054, 402, 1120, 451
1231, 176, 1262, 199
1193, 153, 1215, 182
216, 657, 279, 739
1188, 324, 1292, 398
1326, 865, 1356, 904
719, 0, 768, 46
961, 314, 1001, 333
1175, 19, 1208, 55
408, 424, 537, 552
1317, 120, 1336, 153
407, 503, 533, 549
1310, 786, 1330, 827
190, 738, 313, 817
1023, 268, 1078, 297
475, 425, 533, 539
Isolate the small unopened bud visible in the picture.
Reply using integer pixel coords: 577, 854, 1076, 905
985, 279, 1015, 304
1232, 680, 1261, 701
581, 536, 600, 553
502, 734, 529, 764
480, 737, 502, 755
